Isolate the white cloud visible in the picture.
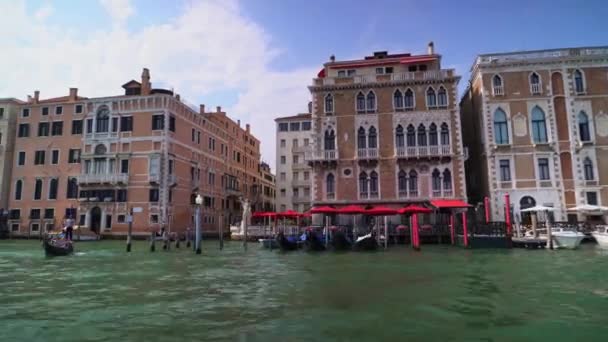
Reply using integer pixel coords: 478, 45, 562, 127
0, 0, 315, 170
34, 3, 53, 21
100, 0, 134, 23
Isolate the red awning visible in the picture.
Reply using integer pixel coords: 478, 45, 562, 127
277, 210, 301, 218
430, 199, 472, 209
310, 206, 338, 214
364, 206, 398, 216
398, 205, 432, 214
337, 205, 366, 214
252, 212, 277, 218
398, 56, 438, 64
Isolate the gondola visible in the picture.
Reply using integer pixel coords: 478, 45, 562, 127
353, 233, 378, 251
330, 230, 352, 251
276, 232, 299, 251
304, 230, 326, 251
43, 238, 74, 257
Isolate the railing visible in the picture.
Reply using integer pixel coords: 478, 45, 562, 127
531, 83, 541, 94
357, 148, 378, 159
360, 192, 368, 199
398, 190, 407, 198
369, 192, 379, 199
432, 190, 442, 198
149, 174, 160, 183
225, 188, 242, 197
307, 150, 338, 161
326, 193, 335, 200
293, 196, 310, 204
409, 190, 419, 197
477, 47, 608, 65
397, 145, 451, 158
292, 163, 309, 170
292, 179, 310, 187
493, 85, 504, 96
292, 145, 310, 153
168, 174, 177, 185
443, 189, 453, 198
77, 174, 128, 184
314, 69, 454, 87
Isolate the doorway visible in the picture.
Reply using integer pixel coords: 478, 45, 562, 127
91, 207, 102, 233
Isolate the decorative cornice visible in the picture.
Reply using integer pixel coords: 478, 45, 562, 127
309, 77, 461, 92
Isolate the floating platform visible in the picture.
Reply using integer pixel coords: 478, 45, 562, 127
512, 237, 547, 249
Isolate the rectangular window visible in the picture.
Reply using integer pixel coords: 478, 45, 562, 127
18, 151, 26, 166
51, 121, 63, 136
120, 116, 133, 132
338, 70, 346, 77
293, 172, 299, 180
34, 151, 46, 165
120, 159, 129, 174
34, 180, 42, 200
538, 158, 550, 180
105, 215, 112, 229
304, 138, 309, 146
117, 215, 126, 223
38, 122, 49, 136
302, 121, 311, 130
293, 155, 299, 164
586, 192, 598, 205
347, 69, 356, 76
292, 139, 298, 147
30, 209, 41, 219
197, 131, 201, 144
278, 123, 288, 132
86, 119, 93, 133
169, 116, 176, 132
499, 160, 511, 181
152, 114, 164, 130
290, 122, 300, 131
150, 215, 159, 223
111, 117, 118, 132
55, 106, 63, 115
42, 107, 49, 116
44, 208, 55, 219
385, 66, 394, 74
22, 108, 30, 117
9, 209, 20, 220
72, 120, 83, 134
304, 171, 310, 180
117, 189, 127, 202
66, 178, 78, 199
376, 67, 385, 75
280, 172, 286, 181
280, 139, 286, 148
75, 104, 83, 114
149, 189, 159, 202
68, 149, 81, 163
65, 208, 77, 219
51, 150, 59, 164
280, 156, 286, 164
280, 189, 286, 197
191, 128, 195, 141
18, 123, 30, 137
48, 179, 58, 199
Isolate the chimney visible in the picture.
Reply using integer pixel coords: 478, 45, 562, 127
141, 68, 151, 95
34, 90, 40, 103
237, 119, 241, 127
329, 54, 335, 62
246, 123, 250, 133
427, 41, 435, 55
176, 94, 180, 101
216, 106, 221, 113
199, 104, 205, 114
69, 88, 78, 101
308, 101, 312, 114
27, 95, 33, 103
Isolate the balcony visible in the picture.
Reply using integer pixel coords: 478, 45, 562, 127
493, 85, 504, 96
357, 148, 378, 160
225, 188, 242, 197
396, 145, 451, 159
292, 163, 309, 170
293, 196, 310, 204
531, 83, 541, 95
77, 174, 128, 185
292, 179, 310, 187
149, 174, 160, 183
306, 150, 338, 162
292, 145, 311, 154
313, 70, 454, 87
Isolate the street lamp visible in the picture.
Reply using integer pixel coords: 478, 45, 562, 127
195, 194, 203, 254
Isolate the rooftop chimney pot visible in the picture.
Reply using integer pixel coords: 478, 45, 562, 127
427, 41, 435, 55
34, 90, 40, 103
199, 104, 205, 114
69, 88, 78, 100
330, 55, 335, 62
216, 106, 221, 113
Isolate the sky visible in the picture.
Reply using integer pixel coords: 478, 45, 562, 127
1, 0, 607, 170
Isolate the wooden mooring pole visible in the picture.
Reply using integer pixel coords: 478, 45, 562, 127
126, 208, 133, 252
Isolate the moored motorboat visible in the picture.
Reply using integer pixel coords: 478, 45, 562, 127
353, 233, 378, 251
552, 229, 585, 249
591, 226, 608, 248
43, 238, 74, 257
276, 232, 299, 251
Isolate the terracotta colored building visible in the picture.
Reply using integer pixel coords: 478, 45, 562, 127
307, 44, 467, 210
6, 69, 267, 238
461, 46, 608, 223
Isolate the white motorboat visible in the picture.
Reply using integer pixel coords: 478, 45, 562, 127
551, 228, 585, 249
591, 226, 608, 248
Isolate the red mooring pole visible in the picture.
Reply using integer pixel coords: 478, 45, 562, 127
484, 196, 490, 223
462, 211, 469, 248
505, 193, 512, 237
450, 213, 455, 245
413, 214, 420, 251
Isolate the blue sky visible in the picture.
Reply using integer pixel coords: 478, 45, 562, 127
2, 0, 607, 169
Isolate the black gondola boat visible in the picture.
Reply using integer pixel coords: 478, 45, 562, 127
276, 232, 299, 251
353, 233, 378, 251
304, 230, 326, 251
43, 238, 74, 257
330, 230, 352, 251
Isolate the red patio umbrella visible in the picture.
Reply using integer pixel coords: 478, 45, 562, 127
251, 212, 265, 218
398, 205, 432, 214
364, 206, 397, 216
277, 210, 301, 218
310, 206, 338, 214
337, 205, 366, 214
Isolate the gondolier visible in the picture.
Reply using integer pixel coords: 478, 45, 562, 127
64, 217, 74, 241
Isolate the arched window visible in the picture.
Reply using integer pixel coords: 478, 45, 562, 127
431, 169, 441, 192
579, 111, 591, 142
408, 170, 418, 195
530, 72, 541, 94
417, 124, 427, 146
429, 123, 438, 146
494, 108, 509, 144
531, 106, 548, 143
357, 127, 367, 149
366, 91, 376, 112
584, 157, 594, 181
324, 129, 335, 150
492, 75, 503, 95
398, 170, 407, 193
437, 86, 448, 107
369, 171, 378, 195
66, 177, 78, 199
356, 92, 366, 112
48, 178, 58, 200
34, 179, 43, 200
440, 123, 450, 145
574, 70, 584, 93
359, 172, 368, 195
324, 94, 333, 113
326, 173, 335, 194
404, 88, 414, 109
443, 169, 452, 190
96, 105, 110, 133
14, 180, 22, 200
368, 126, 377, 149
393, 89, 403, 109
426, 87, 437, 108
395, 125, 404, 147
406, 124, 416, 146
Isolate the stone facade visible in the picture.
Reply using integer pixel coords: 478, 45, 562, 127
461, 46, 608, 223
5, 69, 267, 238
0, 98, 21, 212
308, 45, 467, 208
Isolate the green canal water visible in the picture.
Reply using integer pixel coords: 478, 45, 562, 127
1, 240, 608, 341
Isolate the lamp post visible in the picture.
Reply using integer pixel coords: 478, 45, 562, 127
195, 194, 202, 254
